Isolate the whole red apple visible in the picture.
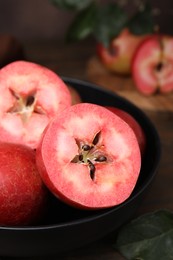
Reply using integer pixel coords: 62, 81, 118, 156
106, 106, 146, 156
36, 103, 141, 210
132, 34, 173, 95
0, 60, 72, 149
0, 142, 48, 226
97, 28, 148, 75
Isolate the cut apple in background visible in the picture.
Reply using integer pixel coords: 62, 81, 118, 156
97, 28, 148, 75
0, 60, 72, 149
132, 35, 173, 95
36, 103, 141, 210
106, 106, 146, 156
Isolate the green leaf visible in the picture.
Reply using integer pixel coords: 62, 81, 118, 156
50, 0, 94, 11
66, 3, 97, 41
128, 2, 155, 35
93, 3, 128, 47
115, 209, 173, 260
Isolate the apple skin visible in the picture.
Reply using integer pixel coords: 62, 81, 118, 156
0, 142, 48, 226
97, 28, 148, 75
67, 85, 82, 104
132, 34, 173, 95
36, 103, 141, 210
106, 106, 146, 156
0, 60, 72, 149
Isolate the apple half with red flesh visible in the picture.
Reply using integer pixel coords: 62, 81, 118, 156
106, 106, 146, 156
97, 28, 147, 75
0, 142, 48, 226
0, 60, 72, 149
132, 35, 173, 95
36, 103, 141, 210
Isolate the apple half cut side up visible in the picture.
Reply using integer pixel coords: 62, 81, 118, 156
132, 35, 173, 95
0, 60, 72, 149
36, 103, 141, 210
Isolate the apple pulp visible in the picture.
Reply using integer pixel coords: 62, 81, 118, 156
0, 60, 72, 149
36, 103, 141, 209
132, 35, 173, 95
0, 143, 47, 226
106, 106, 146, 156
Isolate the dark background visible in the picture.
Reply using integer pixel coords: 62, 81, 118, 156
0, 0, 172, 43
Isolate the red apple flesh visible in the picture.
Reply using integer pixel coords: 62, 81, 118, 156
106, 106, 146, 156
0, 60, 72, 149
0, 142, 47, 226
36, 103, 141, 209
97, 28, 148, 75
132, 35, 173, 95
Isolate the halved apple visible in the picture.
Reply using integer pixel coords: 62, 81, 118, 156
132, 35, 173, 95
0, 60, 72, 149
36, 103, 141, 209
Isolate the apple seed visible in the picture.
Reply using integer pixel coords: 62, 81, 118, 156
95, 155, 107, 162
92, 131, 101, 145
82, 144, 91, 151
87, 159, 95, 180
26, 95, 35, 106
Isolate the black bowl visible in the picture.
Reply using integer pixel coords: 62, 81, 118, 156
0, 77, 161, 257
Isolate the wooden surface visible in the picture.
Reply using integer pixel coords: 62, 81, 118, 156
5, 39, 173, 260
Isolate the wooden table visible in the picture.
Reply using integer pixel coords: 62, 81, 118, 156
13, 39, 173, 260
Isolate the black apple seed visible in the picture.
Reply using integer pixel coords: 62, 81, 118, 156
88, 160, 95, 180
79, 154, 83, 161
95, 156, 107, 162
92, 131, 101, 145
82, 144, 91, 151
155, 62, 163, 72
26, 96, 35, 106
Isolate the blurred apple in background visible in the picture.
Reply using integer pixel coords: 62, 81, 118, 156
97, 28, 148, 76
50, 1, 154, 77
132, 34, 173, 95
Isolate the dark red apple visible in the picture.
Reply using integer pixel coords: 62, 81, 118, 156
97, 28, 148, 75
0, 142, 47, 226
0, 60, 72, 149
132, 34, 173, 95
36, 103, 141, 210
106, 106, 146, 156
